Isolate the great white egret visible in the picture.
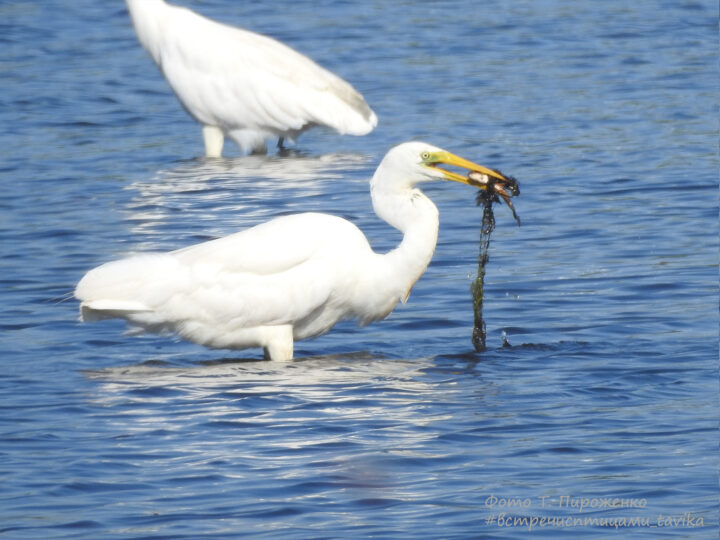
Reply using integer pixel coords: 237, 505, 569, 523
75, 142, 515, 360
125, 0, 378, 156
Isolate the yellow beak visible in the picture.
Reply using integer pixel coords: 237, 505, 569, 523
424, 150, 508, 186
424, 149, 521, 225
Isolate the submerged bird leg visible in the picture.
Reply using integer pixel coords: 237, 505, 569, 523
250, 142, 268, 155
276, 136, 293, 157
277, 137, 303, 157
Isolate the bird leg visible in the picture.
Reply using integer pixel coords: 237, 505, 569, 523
262, 326, 294, 361
250, 143, 268, 155
202, 125, 225, 158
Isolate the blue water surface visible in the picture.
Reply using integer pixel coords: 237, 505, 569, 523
1, 0, 717, 538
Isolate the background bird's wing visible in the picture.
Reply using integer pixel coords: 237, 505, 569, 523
157, 5, 375, 134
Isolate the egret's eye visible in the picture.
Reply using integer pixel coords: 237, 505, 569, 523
420, 151, 431, 161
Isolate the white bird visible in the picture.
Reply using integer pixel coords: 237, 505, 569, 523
75, 142, 514, 360
125, 0, 378, 157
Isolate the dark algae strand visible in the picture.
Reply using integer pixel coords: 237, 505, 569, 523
469, 170, 520, 352
471, 189, 495, 351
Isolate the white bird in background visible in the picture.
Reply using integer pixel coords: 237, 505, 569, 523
125, 0, 378, 157
75, 142, 515, 360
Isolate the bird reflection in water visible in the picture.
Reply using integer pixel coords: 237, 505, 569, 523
123, 152, 371, 250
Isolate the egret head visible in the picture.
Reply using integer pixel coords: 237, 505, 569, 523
417, 144, 511, 187
372, 142, 520, 225
377, 141, 512, 189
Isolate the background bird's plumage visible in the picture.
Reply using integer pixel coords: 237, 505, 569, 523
125, 0, 377, 154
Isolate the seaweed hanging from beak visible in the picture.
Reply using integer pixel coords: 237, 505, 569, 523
469, 170, 520, 352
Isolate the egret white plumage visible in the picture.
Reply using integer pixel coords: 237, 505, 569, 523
125, 0, 377, 156
75, 142, 515, 360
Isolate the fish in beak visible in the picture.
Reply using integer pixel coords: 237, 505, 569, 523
422, 150, 521, 225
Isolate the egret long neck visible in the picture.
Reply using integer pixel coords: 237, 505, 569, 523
371, 176, 440, 303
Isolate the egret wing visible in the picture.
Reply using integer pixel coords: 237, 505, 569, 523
172, 213, 331, 274
77, 214, 364, 332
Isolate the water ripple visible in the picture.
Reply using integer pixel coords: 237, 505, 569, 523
0, 0, 716, 537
